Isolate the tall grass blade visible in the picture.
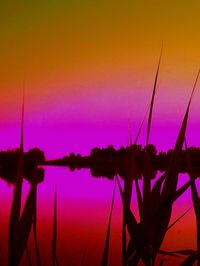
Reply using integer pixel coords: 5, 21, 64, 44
117, 178, 137, 227
127, 251, 141, 265
33, 197, 41, 266
154, 69, 200, 250
116, 176, 124, 199
134, 79, 159, 145
134, 103, 150, 144
142, 45, 163, 244
117, 177, 139, 264
161, 69, 199, 200
158, 250, 180, 257
143, 44, 163, 216
146, 43, 163, 146
15, 185, 36, 265
101, 178, 116, 266
185, 139, 200, 266
26, 245, 32, 266
171, 180, 192, 203
190, 184, 200, 266
8, 87, 25, 266
150, 173, 165, 210
33, 185, 41, 266
135, 178, 143, 220
52, 189, 57, 266
122, 214, 126, 266
124, 144, 135, 210
123, 135, 139, 265
170, 249, 199, 255
167, 208, 191, 231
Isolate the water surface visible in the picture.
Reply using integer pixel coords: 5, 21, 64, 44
0, 166, 198, 265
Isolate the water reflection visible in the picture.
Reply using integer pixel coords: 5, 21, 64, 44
0, 165, 197, 265
0, 167, 44, 185
0, 164, 44, 266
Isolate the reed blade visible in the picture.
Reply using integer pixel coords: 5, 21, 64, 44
116, 177, 138, 236
135, 179, 143, 220
143, 46, 162, 228
161, 69, 200, 200
33, 184, 41, 266
26, 245, 32, 266
146, 43, 163, 146
122, 215, 126, 266
123, 135, 139, 264
190, 183, 200, 261
101, 178, 116, 266
134, 78, 159, 145
154, 69, 200, 250
167, 208, 191, 231
155, 111, 189, 247
116, 176, 124, 199
124, 146, 136, 212
16, 185, 36, 265
52, 189, 57, 266
8, 87, 25, 266
171, 249, 199, 255
185, 139, 200, 265
150, 173, 166, 215
127, 251, 141, 266
117, 176, 138, 265
126, 238, 136, 262
158, 250, 180, 257
171, 180, 192, 203
134, 103, 150, 145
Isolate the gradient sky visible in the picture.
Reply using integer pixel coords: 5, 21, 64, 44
1, 1, 200, 158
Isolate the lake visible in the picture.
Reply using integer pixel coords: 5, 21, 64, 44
0, 165, 198, 266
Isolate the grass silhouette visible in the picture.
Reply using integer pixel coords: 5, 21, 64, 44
101, 178, 117, 266
116, 68, 200, 265
8, 89, 41, 266
8, 88, 25, 266
52, 188, 58, 266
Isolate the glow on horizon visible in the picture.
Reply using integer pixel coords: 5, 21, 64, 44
0, 75, 199, 159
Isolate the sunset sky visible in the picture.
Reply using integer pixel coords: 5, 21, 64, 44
1, 1, 200, 158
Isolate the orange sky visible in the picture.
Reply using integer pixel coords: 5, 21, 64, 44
1, 1, 200, 94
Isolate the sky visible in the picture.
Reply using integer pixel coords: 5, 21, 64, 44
1, 1, 200, 158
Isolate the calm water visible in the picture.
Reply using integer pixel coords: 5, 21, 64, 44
0, 167, 198, 265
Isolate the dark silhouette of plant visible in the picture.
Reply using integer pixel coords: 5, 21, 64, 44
179, 139, 200, 265
101, 178, 116, 266
52, 189, 58, 266
8, 89, 41, 266
117, 67, 200, 265
8, 88, 25, 266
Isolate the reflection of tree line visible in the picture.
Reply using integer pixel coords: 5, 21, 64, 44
45, 144, 200, 179
3, 144, 200, 181
0, 148, 45, 184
